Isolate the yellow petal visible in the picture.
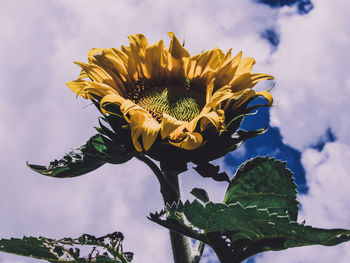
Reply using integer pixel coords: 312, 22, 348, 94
199, 69, 215, 90
66, 80, 92, 99
169, 132, 203, 150
77, 69, 89, 80
129, 34, 148, 50
206, 85, 233, 108
192, 51, 214, 79
230, 73, 274, 91
223, 48, 232, 61
100, 93, 126, 115
129, 110, 161, 151
103, 51, 130, 82
206, 78, 215, 103
145, 40, 165, 80
199, 109, 225, 131
142, 119, 161, 151
121, 45, 140, 82
129, 113, 143, 152
128, 34, 150, 79
160, 114, 186, 139
167, 32, 190, 81
235, 57, 256, 76
120, 99, 144, 121
168, 32, 190, 59
200, 48, 225, 77
214, 51, 242, 90
230, 89, 257, 109
87, 53, 127, 96
87, 48, 103, 57
256, 91, 273, 106
67, 80, 117, 100
186, 56, 199, 79
74, 61, 118, 90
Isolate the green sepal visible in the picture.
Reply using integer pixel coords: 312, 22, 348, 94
190, 188, 210, 203
0, 232, 133, 262
223, 156, 298, 221
226, 111, 257, 133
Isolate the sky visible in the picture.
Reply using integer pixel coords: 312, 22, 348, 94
0, 0, 350, 262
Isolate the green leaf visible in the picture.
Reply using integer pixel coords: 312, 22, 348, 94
0, 232, 133, 262
223, 156, 298, 221
150, 201, 350, 262
190, 188, 210, 203
183, 201, 350, 247
28, 135, 106, 178
28, 134, 134, 178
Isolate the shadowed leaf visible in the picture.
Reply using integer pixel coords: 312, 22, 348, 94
0, 232, 133, 262
28, 134, 134, 178
194, 163, 230, 182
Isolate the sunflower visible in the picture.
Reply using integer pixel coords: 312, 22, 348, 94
67, 32, 273, 153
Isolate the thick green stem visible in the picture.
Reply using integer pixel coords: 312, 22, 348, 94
163, 171, 193, 263
191, 241, 205, 263
136, 154, 194, 263
135, 154, 178, 202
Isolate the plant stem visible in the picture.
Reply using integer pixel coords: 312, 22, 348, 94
191, 241, 205, 263
163, 171, 193, 263
135, 154, 178, 202
135, 154, 194, 263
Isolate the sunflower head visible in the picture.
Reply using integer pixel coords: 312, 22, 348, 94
67, 33, 273, 170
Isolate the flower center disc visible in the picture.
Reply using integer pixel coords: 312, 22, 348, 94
136, 86, 205, 122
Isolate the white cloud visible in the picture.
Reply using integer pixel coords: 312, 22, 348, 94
268, 1, 350, 150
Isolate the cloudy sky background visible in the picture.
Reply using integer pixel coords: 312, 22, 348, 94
1, 0, 350, 262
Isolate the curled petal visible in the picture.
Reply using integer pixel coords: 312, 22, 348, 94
230, 89, 257, 109
206, 85, 234, 109
169, 132, 203, 150
120, 100, 144, 121
67, 80, 118, 100
161, 114, 186, 139
100, 93, 126, 115
129, 110, 161, 151
256, 91, 273, 106
199, 109, 225, 131
230, 73, 274, 92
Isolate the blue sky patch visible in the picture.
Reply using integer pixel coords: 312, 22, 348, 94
255, 0, 313, 14
261, 28, 280, 51
311, 127, 336, 151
